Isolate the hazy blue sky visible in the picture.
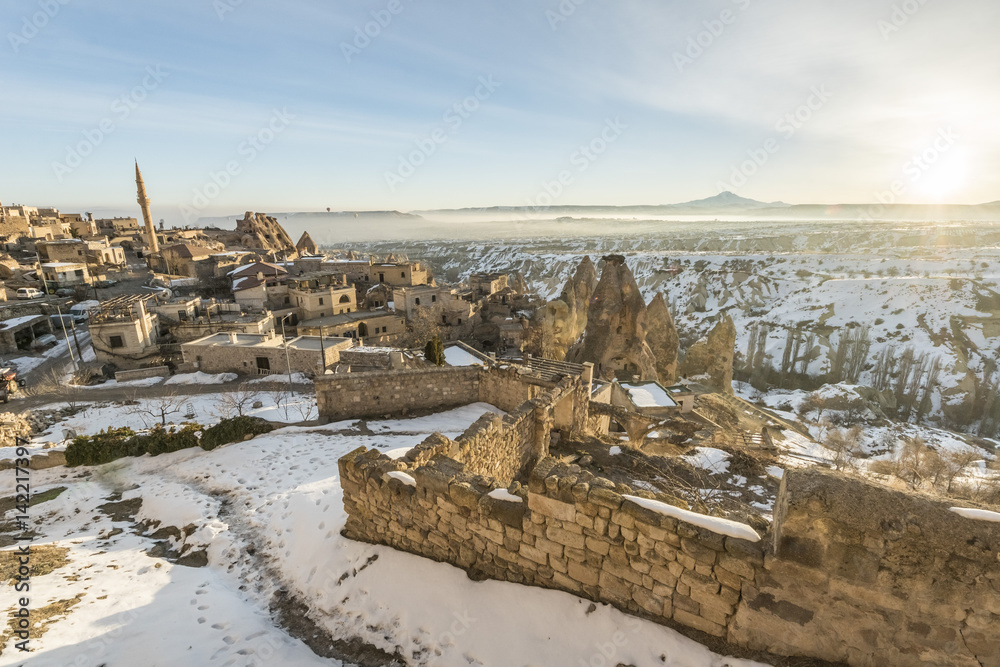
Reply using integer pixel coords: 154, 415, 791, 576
2, 0, 997, 221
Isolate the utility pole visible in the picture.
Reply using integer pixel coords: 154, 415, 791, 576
55, 304, 79, 373
280, 315, 293, 417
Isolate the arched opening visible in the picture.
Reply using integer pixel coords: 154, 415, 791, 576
339, 294, 350, 303
358, 322, 369, 337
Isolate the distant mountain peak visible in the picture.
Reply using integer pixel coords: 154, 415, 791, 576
676, 192, 789, 209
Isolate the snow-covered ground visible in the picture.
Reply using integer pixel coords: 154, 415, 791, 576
0, 401, 766, 667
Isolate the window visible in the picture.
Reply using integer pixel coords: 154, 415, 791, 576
339, 294, 350, 303
318, 297, 324, 305
77, 250, 83, 256
457, 319, 462, 325
74, 269, 84, 277
431, 295, 437, 303
401, 271, 405, 278
415, 298, 421, 306
109, 335, 124, 348
346, 307, 351, 313
379, 272, 385, 282
283, 296, 290, 305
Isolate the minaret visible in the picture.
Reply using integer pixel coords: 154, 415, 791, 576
135, 161, 159, 254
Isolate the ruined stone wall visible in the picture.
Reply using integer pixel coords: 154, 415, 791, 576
339, 450, 1000, 666
339, 452, 760, 639
477, 365, 538, 412
731, 468, 1000, 667
316, 366, 481, 421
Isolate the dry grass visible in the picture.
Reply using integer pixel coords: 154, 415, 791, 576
0, 545, 70, 583
0, 593, 84, 656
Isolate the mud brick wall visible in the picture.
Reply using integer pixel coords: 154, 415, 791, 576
338, 451, 762, 639
315, 366, 481, 421
731, 468, 1000, 667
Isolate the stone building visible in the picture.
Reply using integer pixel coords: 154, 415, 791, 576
180, 331, 352, 376
40, 262, 89, 289
90, 294, 161, 368
469, 272, 508, 297
287, 272, 356, 320
153, 243, 214, 277
95, 217, 141, 236
298, 310, 406, 343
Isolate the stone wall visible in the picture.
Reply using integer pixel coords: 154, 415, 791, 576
731, 468, 1000, 666
339, 447, 1000, 666
340, 452, 761, 640
316, 366, 481, 421
114, 366, 169, 382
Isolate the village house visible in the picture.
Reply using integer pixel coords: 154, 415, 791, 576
297, 310, 406, 343
40, 262, 89, 290
180, 331, 353, 376
89, 294, 161, 368
287, 272, 356, 321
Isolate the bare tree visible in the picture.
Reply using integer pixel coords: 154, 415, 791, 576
125, 390, 187, 427
214, 382, 263, 420
824, 425, 863, 471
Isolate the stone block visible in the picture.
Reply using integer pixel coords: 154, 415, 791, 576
717, 554, 756, 580
681, 570, 721, 597
681, 537, 718, 565
586, 536, 611, 556
673, 609, 726, 637
529, 493, 576, 522
569, 560, 600, 587
650, 564, 678, 587
632, 587, 667, 617
536, 537, 565, 557
546, 525, 587, 550
519, 542, 548, 565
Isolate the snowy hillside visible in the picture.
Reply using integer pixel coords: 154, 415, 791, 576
340, 221, 1000, 434
1, 398, 766, 667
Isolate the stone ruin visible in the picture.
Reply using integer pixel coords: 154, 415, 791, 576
334, 363, 1000, 666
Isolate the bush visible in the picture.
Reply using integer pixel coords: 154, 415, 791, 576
65, 427, 140, 466
200, 416, 274, 451
138, 423, 203, 456
65, 423, 205, 466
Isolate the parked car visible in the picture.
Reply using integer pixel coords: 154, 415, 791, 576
55, 287, 76, 298
95, 279, 118, 288
15, 287, 44, 300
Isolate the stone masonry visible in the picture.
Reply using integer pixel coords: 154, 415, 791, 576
339, 445, 1000, 666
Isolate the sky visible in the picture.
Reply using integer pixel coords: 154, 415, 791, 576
1, 0, 998, 223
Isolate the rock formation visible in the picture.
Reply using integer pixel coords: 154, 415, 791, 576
295, 231, 318, 256
235, 211, 297, 257
645, 293, 680, 385
527, 256, 597, 360
679, 314, 737, 394
566, 255, 658, 381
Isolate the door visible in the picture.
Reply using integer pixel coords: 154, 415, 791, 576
256, 357, 270, 372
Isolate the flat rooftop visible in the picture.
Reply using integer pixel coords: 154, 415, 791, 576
300, 310, 400, 327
